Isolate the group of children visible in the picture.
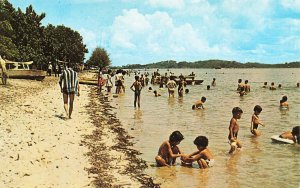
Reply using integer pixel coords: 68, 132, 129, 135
155, 131, 214, 168
156, 105, 300, 169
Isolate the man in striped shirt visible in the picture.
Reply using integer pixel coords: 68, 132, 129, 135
59, 64, 80, 119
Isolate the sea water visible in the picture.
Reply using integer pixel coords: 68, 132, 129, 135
110, 68, 300, 188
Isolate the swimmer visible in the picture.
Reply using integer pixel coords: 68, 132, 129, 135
279, 126, 300, 144
269, 82, 276, 90
192, 96, 206, 110
280, 95, 289, 108
262, 82, 268, 88
154, 90, 161, 97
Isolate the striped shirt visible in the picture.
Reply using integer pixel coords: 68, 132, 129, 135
59, 68, 79, 94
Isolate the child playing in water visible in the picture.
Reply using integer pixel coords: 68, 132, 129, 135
153, 90, 161, 97
155, 131, 185, 166
244, 80, 250, 92
211, 78, 216, 87
262, 82, 268, 88
228, 107, 243, 154
250, 105, 265, 136
130, 75, 143, 108
181, 136, 214, 168
237, 79, 244, 91
239, 87, 247, 96
192, 96, 206, 110
280, 95, 289, 108
269, 82, 276, 90
279, 126, 300, 144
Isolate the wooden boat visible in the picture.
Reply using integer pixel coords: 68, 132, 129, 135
79, 76, 106, 86
4, 60, 46, 81
79, 78, 97, 86
176, 79, 204, 85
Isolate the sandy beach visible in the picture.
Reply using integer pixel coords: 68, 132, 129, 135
0, 75, 158, 188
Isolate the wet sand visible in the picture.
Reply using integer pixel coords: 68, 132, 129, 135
0, 76, 159, 187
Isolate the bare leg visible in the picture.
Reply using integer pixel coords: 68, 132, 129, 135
138, 95, 140, 108
229, 142, 237, 154
253, 129, 261, 136
236, 140, 242, 149
63, 93, 69, 118
69, 93, 75, 119
171, 146, 180, 165
198, 159, 208, 169
134, 93, 137, 108
155, 155, 169, 167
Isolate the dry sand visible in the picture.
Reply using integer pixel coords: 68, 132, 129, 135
0, 76, 159, 188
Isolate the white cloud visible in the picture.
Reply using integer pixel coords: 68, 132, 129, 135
180, 0, 215, 16
78, 28, 99, 49
221, 0, 271, 29
146, 0, 185, 9
65, 0, 108, 4
280, 0, 300, 11
111, 9, 152, 49
110, 8, 234, 63
279, 36, 300, 50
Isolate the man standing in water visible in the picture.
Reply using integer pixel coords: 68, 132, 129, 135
59, 63, 80, 119
166, 76, 177, 97
130, 75, 142, 108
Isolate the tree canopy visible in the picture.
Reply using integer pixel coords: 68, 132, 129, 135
86, 47, 111, 68
0, 0, 88, 69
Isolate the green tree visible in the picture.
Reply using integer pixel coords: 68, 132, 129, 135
0, 0, 19, 59
43, 25, 88, 68
87, 47, 111, 68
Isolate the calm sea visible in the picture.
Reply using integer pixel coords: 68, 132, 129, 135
110, 68, 300, 188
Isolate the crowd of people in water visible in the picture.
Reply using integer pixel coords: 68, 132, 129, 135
95, 68, 300, 169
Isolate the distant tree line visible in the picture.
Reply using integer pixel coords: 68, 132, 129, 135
0, 0, 88, 69
117, 60, 300, 69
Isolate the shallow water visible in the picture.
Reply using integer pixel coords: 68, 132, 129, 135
110, 68, 300, 188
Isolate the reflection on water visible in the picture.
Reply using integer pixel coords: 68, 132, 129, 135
111, 68, 300, 187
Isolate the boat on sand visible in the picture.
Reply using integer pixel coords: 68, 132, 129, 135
4, 59, 46, 81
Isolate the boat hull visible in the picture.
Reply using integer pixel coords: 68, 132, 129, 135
8, 70, 47, 81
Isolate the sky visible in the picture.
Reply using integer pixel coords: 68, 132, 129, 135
9, 0, 300, 66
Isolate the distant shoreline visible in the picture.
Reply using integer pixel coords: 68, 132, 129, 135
113, 60, 300, 69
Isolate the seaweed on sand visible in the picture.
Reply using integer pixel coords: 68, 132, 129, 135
83, 87, 160, 188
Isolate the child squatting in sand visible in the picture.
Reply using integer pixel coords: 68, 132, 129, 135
181, 136, 214, 169
155, 131, 185, 166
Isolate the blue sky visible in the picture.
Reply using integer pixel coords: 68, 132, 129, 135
10, 0, 300, 66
